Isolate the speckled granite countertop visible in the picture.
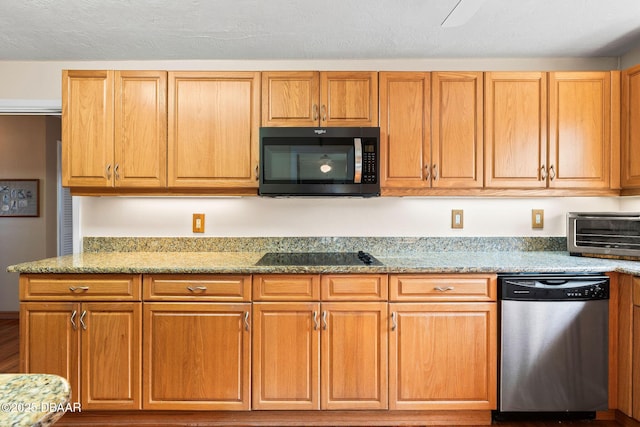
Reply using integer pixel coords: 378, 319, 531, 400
0, 374, 70, 427
7, 250, 640, 275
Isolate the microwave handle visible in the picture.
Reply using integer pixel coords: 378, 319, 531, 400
354, 138, 362, 184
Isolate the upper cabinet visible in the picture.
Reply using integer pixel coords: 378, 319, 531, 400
262, 71, 378, 127
62, 70, 167, 188
379, 71, 483, 194
622, 64, 640, 191
167, 71, 261, 188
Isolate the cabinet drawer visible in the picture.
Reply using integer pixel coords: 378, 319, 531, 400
253, 275, 320, 301
143, 275, 251, 301
321, 274, 388, 301
20, 274, 141, 301
390, 274, 496, 302
633, 277, 640, 307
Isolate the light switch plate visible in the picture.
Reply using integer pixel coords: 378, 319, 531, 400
451, 209, 464, 229
192, 213, 205, 233
532, 209, 544, 229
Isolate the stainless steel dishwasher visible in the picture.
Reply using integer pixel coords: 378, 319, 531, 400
498, 273, 609, 414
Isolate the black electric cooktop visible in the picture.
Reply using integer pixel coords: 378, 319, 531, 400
255, 251, 382, 266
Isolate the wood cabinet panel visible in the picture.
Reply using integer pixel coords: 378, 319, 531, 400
143, 274, 251, 301
379, 72, 431, 189
431, 72, 483, 188
548, 72, 611, 189
20, 274, 141, 301
622, 64, 640, 189
252, 302, 320, 410
253, 274, 320, 301
320, 72, 378, 127
81, 302, 141, 409
261, 71, 319, 126
485, 72, 547, 188
114, 71, 167, 188
62, 70, 114, 187
390, 274, 496, 302
321, 302, 387, 410
617, 274, 634, 416
143, 302, 251, 410
389, 302, 497, 410
634, 305, 640, 420
321, 274, 388, 301
168, 71, 260, 188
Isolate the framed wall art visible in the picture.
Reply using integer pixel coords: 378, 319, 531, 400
0, 179, 39, 217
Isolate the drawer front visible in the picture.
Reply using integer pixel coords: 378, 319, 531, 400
321, 274, 388, 301
20, 274, 142, 301
144, 275, 251, 301
390, 274, 497, 302
253, 275, 320, 301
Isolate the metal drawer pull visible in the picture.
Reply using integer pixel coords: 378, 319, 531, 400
69, 286, 90, 292
187, 286, 207, 292
243, 312, 250, 331
425, 165, 431, 181
540, 164, 547, 180
80, 311, 87, 330
434, 286, 455, 292
70, 310, 77, 330
433, 164, 438, 180
313, 311, 319, 330
391, 312, 397, 331
313, 104, 319, 121
114, 163, 120, 180
321, 105, 327, 121
549, 165, 556, 180
106, 164, 112, 179
322, 311, 328, 330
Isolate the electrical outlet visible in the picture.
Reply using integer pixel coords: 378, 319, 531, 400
532, 209, 544, 229
192, 213, 205, 233
451, 209, 464, 229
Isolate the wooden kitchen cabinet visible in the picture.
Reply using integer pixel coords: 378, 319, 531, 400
388, 274, 497, 410
252, 274, 387, 410
634, 278, 640, 420
261, 71, 378, 127
62, 70, 167, 188
379, 72, 483, 194
622, 64, 640, 191
484, 72, 548, 188
20, 300, 142, 410
168, 71, 260, 188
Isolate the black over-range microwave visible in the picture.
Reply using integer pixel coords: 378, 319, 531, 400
258, 127, 380, 197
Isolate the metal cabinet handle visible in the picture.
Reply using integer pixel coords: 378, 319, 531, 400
313, 104, 319, 121
425, 165, 431, 181
433, 164, 438, 181
540, 164, 547, 180
391, 312, 397, 331
243, 311, 250, 331
106, 164, 112, 179
322, 311, 328, 330
313, 311, 319, 330
114, 163, 120, 180
549, 165, 556, 180
321, 105, 327, 122
434, 286, 454, 292
80, 310, 87, 330
187, 286, 207, 292
69, 286, 89, 292
70, 310, 77, 330
255, 164, 259, 181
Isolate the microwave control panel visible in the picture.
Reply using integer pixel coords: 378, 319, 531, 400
362, 142, 377, 183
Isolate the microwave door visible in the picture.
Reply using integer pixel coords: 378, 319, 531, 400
354, 138, 362, 184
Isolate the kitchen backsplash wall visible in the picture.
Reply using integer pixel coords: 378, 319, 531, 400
76, 196, 622, 252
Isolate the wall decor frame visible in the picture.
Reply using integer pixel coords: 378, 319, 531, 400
0, 179, 39, 217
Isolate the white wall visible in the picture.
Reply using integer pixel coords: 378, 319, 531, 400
622, 44, 640, 69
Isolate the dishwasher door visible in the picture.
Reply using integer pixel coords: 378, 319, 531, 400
500, 298, 608, 412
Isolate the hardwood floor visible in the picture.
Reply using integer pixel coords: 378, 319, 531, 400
0, 319, 628, 426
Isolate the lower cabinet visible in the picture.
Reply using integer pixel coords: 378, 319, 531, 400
634, 278, 640, 420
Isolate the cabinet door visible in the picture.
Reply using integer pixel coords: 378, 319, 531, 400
143, 302, 251, 410
252, 302, 320, 410
62, 70, 114, 187
634, 305, 640, 420
320, 71, 378, 127
485, 72, 547, 188
379, 72, 431, 190
389, 303, 497, 410
81, 302, 141, 410
548, 72, 611, 189
622, 65, 640, 188
618, 274, 634, 416
432, 72, 483, 189
20, 303, 80, 404
168, 72, 260, 188
321, 302, 387, 410
114, 71, 167, 188
261, 71, 320, 126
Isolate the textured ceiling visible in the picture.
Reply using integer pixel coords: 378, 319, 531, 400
2, 0, 640, 61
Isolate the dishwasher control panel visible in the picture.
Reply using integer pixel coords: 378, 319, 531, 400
499, 274, 609, 301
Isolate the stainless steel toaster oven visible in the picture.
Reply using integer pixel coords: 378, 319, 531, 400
567, 212, 640, 257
